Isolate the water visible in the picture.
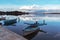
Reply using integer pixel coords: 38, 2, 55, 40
2, 14, 60, 40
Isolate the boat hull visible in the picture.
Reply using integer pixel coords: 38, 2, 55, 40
22, 27, 40, 36
4, 19, 17, 25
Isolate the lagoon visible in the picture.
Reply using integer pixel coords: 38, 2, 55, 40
2, 14, 60, 40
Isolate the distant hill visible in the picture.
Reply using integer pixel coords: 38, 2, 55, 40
0, 11, 29, 15
0, 10, 60, 16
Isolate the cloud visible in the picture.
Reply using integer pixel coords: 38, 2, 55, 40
18, 4, 60, 12
0, 5, 20, 11
19, 4, 60, 10
0, 4, 60, 11
19, 4, 41, 10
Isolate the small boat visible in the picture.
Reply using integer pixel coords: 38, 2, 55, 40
23, 29, 39, 40
23, 27, 40, 36
22, 20, 47, 36
4, 18, 17, 25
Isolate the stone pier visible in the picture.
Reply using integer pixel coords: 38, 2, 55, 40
0, 26, 27, 40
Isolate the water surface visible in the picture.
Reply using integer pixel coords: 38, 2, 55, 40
2, 14, 60, 40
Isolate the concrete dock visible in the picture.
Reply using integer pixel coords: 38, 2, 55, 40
0, 26, 27, 40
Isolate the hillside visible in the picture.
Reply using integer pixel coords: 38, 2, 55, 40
0, 11, 29, 15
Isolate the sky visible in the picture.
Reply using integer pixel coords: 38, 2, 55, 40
0, 0, 60, 5
0, 0, 60, 11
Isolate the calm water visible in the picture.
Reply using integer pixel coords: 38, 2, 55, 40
2, 14, 60, 40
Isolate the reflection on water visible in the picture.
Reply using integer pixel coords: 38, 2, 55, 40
23, 29, 47, 40
24, 30, 39, 40
2, 14, 60, 40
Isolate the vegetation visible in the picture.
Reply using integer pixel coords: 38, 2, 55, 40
0, 11, 29, 15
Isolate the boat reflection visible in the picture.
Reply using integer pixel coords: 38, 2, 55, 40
23, 29, 46, 40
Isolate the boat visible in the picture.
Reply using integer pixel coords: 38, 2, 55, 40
22, 20, 47, 36
22, 27, 40, 36
23, 29, 39, 40
4, 18, 17, 25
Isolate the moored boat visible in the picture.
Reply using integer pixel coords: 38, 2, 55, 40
22, 20, 47, 36
4, 18, 17, 25
22, 27, 40, 36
